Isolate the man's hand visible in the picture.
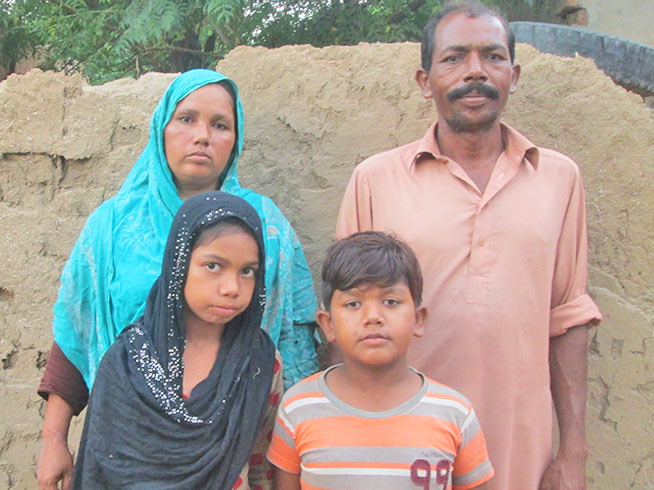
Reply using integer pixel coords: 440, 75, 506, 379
37, 436, 74, 490
540, 452, 586, 490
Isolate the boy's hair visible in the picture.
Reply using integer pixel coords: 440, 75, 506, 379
321, 231, 423, 309
421, 0, 515, 71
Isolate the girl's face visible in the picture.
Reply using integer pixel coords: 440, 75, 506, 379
164, 83, 237, 200
183, 227, 259, 330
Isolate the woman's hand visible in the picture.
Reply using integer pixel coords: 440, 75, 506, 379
37, 394, 75, 490
37, 436, 74, 490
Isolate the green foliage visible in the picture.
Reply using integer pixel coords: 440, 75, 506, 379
0, 0, 36, 73
1, 0, 563, 84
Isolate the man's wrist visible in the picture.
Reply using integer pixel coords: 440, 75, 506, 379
557, 441, 589, 461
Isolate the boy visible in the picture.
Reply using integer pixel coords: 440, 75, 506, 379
267, 231, 493, 489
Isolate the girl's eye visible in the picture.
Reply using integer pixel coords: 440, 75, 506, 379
241, 267, 257, 277
205, 262, 221, 272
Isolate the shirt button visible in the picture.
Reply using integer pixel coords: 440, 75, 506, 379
478, 238, 485, 246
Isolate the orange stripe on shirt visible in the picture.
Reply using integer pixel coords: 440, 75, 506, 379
453, 430, 490, 475
295, 414, 462, 453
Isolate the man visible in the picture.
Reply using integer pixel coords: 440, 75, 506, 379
335, 2, 601, 489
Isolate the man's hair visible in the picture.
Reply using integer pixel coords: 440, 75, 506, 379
321, 231, 423, 309
421, 0, 515, 71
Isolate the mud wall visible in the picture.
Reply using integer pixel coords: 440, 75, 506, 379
0, 42, 652, 488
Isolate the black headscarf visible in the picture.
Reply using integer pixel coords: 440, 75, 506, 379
73, 191, 275, 489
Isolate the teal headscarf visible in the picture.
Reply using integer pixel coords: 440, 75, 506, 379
53, 69, 318, 389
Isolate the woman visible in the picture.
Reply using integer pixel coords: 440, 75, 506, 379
37, 69, 319, 490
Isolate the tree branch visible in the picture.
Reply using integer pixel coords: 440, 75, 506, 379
139, 45, 221, 58
389, 0, 426, 24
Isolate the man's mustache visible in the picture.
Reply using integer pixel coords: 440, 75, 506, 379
447, 83, 500, 102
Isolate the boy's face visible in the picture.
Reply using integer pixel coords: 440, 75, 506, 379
317, 282, 426, 369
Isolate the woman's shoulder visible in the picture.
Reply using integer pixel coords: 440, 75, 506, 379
231, 188, 297, 237
236, 188, 287, 220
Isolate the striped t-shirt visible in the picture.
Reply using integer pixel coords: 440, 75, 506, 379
267, 366, 493, 490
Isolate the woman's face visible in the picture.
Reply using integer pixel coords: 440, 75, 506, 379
164, 84, 237, 200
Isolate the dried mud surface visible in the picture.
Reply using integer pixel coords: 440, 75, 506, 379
0, 43, 652, 488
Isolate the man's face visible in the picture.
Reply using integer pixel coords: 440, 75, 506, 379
416, 12, 520, 134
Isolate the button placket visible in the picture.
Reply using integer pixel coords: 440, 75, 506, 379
467, 202, 492, 304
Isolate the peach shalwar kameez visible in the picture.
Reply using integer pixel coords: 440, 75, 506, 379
335, 123, 601, 490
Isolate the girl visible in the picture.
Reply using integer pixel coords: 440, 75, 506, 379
73, 191, 281, 489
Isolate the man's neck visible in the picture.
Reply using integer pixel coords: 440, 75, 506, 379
436, 120, 505, 193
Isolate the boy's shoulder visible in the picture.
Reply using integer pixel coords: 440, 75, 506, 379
419, 372, 476, 417
280, 370, 326, 404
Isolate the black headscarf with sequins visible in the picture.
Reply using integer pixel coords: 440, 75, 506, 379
73, 191, 275, 489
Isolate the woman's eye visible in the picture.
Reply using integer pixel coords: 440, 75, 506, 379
179, 115, 193, 123
212, 122, 229, 130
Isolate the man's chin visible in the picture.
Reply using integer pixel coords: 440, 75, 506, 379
444, 111, 500, 134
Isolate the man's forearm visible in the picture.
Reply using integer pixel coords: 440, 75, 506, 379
549, 323, 590, 457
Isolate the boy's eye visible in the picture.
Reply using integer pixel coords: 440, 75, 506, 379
344, 300, 361, 308
383, 298, 401, 306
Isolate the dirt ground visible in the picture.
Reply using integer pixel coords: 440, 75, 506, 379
0, 42, 652, 488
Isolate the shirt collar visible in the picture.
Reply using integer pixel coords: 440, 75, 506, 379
411, 121, 540, 169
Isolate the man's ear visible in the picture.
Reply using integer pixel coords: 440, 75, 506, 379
413, 306, 428, 338
510, 63, 521, 93
316, 310, 336, 343
415, 68, 434, 100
